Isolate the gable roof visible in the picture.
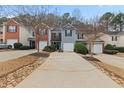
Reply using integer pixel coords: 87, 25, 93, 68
63, 23, 77, 30
103, 31, 124, 35
4, 19, 20, 25
73, 24, 88, 32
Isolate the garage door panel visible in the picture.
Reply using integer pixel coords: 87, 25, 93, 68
7, 39, 18, 48
92, 43, 103, 54
39, 41, 47, 49
63, 43, 74, 52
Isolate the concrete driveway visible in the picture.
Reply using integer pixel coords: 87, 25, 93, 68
94, 54, 124, 70
16, 52, 120, 88
0, 50, 36, 62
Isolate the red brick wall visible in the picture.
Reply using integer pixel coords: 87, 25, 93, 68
5, 19, 20, 42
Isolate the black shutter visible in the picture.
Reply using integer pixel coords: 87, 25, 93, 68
70, 30, 72, 36
112, 36, 114, 41
16, 26, 17, 32
65, 30, 67, 36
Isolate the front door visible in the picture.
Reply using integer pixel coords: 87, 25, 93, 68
56, 42, 61, 50
30, 40, 35, 49
52, 42, 61, 50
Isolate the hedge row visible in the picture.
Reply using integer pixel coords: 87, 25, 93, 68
103, 50, 118, 54
105, 44, 124, 52
74, 43, 88, 55
14, 43, 31, 50
114, 47, 124, 52
43, 45, 56, 52
104, 44, 124, 54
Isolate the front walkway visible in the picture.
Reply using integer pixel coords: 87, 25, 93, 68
16, 52, 120, 88
94, 54, 124, 70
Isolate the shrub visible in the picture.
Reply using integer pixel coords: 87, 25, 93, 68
7, 45, 12, 49
14, 43, 23, 49
43, 45, 56, 52
74, 43, 88, 55
104, 44, 114, 50
103, 49, 118, 54
19, 46, 30, 50
114, 47, 124, 52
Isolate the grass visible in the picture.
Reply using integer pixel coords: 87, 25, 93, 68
0, 52, 50, 77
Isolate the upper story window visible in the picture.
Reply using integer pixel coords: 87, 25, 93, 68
77, 33, 84, 39
52, 33, 56, 38
41, 29, 47, 35
65, 30, 72, 37
0, 32, 3, 34
0, 39, 3, 43
115, 36, 118, 41
52, 33, 61, 38
32, 32, 35, 36
112, 36, 118, 41
8, 26, 17, 32
112, 36, 114, 41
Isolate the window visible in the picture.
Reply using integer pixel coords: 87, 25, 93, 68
52, 33, 56, 38
8, 26, 17, 32
115, 36, 118, 41
0, 32, 3, 34
112, 36, 118, 41
32, 32, 35, 36
65, 30, 72, 37
112, 36, 114, 41
77, 33, 84, 39
41, 29, 47, 35
0, 39, 3, 43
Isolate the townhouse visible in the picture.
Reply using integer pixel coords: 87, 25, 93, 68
2, 19, 50, 49
1, 19, 104, 53
0, 26, 3, 44
99, 23, 124, 47
51, 23, 104, 53
4, 19, 124, 54
100, 31, 124, 47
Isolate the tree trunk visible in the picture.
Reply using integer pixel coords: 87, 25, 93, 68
120, 24, 122, 31
88, 42, 93, 58
36, 34, 40, 53
37, 40, 40, 53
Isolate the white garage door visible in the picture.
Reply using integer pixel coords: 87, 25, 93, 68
39, 41, 47, 49
92, 43, 103, 54
63, 43, 74, 51
7, 39, 18, 48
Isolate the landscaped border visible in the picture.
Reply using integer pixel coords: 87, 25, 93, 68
81, 54, 124, 87
0, 52, 50, 88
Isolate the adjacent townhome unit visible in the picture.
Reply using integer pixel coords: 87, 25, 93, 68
51, 23, 104, 53
3, 19, 50, 49
2, 19, 104, 53
51, 24, 77, 52
100, 31, 124, 47
0, 26, 3, 44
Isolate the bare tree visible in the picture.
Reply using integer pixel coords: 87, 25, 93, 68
4, 6, 50, 53
18, 6, 50, 53
84, 17, 104, 57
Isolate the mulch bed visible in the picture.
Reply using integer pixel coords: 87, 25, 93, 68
0, 52, 50, 77
82, 55, 124, 87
